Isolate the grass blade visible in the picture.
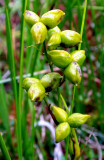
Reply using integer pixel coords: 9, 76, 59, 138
0, 70, 12, 146
18, 0, 27, 159
4, 0, 20, 151
0, 133, 11, 160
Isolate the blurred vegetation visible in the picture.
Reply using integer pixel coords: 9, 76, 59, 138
0, 0, 104, 159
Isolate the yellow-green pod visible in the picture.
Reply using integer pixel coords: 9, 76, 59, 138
48, 50, 72, 68
40, 72, 62, 92
31, 22, 47, 44
22, 77, 40, 91
51, 106, 68, 123
55, 122, 71, 143
63, 62, 81, 85
71, 50, 86, 66
24, 10, 40, 26
68, 113, 90, 128
40, 9, 65, 28
28, 82, 45, 102
48, 26, 61, 38
47, 33, 61, 50
61, 30, 82, 47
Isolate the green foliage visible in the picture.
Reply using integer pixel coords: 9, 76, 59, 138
0, 0, 104, 159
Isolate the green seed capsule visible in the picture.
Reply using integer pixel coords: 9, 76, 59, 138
48, 26, 61, 38
63, 62, 81, 85
40, 9, 65, 28
51, 106, 68, 123
22, 77, 40, 91
55, 122, 71, 143
47, 33, 61, 50
31, 22, 47, 44
40, 72, 63, 92
24, 10, 40, 26
71, 50, 86, 66
67, 113, 90, 128
28, 82, 45, 102
61, 30, 82, 47
48, 50, 72, 68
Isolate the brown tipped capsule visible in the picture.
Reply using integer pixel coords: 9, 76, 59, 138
61, 30, 82, 47
40, 72, 63, 92
47, 33, 61, 50
24, 10, 40, 26
22, 77, 40, 91
55, 122, 71, 143
48, 50, 72, 68
51, 106, 68, 123
63, 62, 81, 85
71, 50, 86, 66
68, 113, 90, 128
40, 9, 65, 28
31, 22, 47, 44
28, 82, 45, 102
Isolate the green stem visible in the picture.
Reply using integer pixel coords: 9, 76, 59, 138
67, 0, 87, 159
43, 42, 53, 72
0, 133, 11, 160
18, 0, 27, 159
78, 0, 87, 50
29, 101, 35, 159
44, 97, 49, 107
65, 135, 70, 160
4, 0, 17, 149
70, 85, 76, 115
60, 94, 70, 115
57, 88, 62, 108
75, 5, 104, 11
70, 0, 87, 115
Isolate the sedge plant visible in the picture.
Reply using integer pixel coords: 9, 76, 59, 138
22, 2, 90, 159
0, 1, 90, 159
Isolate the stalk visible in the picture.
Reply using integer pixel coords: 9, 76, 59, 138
0, 133, 11, 160
4, 0, 17, 149
29, 101, 35, 159
18, 0, 27, 159
65, 0, 88, 159
43, 42, 53, 72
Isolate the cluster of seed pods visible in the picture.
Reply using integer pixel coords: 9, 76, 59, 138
23, 9, 90, 143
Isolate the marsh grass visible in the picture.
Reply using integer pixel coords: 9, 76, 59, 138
0, 0, 104, 159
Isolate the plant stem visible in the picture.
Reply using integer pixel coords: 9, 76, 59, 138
43, 42, 53, 72
70, 0, 88, 115
75, 5, 104, 11
60, 93, 70, 115
29, 101, 35, 159
18, 0, 27, 159
78, 0, 87, 50
4, 0, 17, 149
65, 0, 87, 159
70, 85, 76, 115
44, 97, 49, 107
57, 88, 62, 108
0, 133, 11, 160
65, 135, 70, 160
